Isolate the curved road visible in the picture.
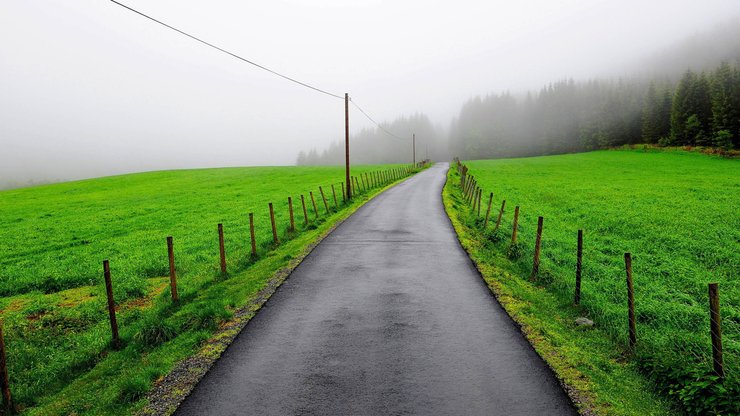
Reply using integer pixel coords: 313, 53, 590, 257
175, 163, 576, 416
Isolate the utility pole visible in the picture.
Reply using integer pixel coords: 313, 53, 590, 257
413, 133, 416, 166
345, 93, 351, 200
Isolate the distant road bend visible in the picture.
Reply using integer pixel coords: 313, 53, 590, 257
175, 163, 576, 415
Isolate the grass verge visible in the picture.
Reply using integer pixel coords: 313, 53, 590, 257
443, 164, 675, 416
449, 150, 739, 415
0, 164, 421, 415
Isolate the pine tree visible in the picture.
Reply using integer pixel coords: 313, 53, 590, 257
642, 82, 662, 142
670, 70, 694, 145
691, 73, 713, 145
658, 87, 673, 141
671, 70, 712, 145
734, 65, 740, 148
296, 150, 307, 165
710, 62, 739, 148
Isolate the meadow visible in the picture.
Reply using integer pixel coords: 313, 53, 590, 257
0, 164, 413, 415
448, 149, 738, 414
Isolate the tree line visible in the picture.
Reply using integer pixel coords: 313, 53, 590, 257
296, 114, 445, 165
450, 61, 740, 161
298, 23, 740, 167
299, 62, 740, 166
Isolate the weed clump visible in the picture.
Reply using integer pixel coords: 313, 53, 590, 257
117, 375, 150, 403
506, 242, 523, 259
134, 317, 177, 348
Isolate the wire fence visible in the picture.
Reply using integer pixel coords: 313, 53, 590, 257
0, 165, 427, 411
451, 158, 738, 412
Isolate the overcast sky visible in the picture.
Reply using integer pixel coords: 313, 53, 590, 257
2, 0, 739, 184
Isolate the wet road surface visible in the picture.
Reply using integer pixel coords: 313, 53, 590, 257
175, 163, 576, 416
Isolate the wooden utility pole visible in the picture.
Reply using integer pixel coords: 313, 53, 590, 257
345, 93, 351, 200
413, 133, 416, 166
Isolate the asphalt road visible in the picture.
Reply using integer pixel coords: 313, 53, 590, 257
175, 163, 576, 416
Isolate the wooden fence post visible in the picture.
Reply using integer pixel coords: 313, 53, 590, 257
319, 187, 329, 214
103, 260, 120, 349
269, 203, 279, 245
0, 323, 13, 414
624, 253, 636, 350
166, 236, 178, 302
288, 197, 295, 232
708, 283, 725, 378
575, 230, 583, 305
484, 192, 494, 228
249, 213, 257, 257
218, 224, 227, 273
494, 200, 506, 231
300, 195, 309, 225
530, 216, 543, 281
331, 185, 338, 209
511, 206, 520, 244
310, 192, 319, 218
477, 188, 482, 217
361, 174, 367, 191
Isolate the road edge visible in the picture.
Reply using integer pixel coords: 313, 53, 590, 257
439, 164, 593, 416
137, 173, 419, 416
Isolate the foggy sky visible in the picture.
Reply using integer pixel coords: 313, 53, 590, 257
2, 0, 740, 186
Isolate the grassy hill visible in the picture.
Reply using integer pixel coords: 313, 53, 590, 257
446, 149, 738, 414
0, 164, 413, 415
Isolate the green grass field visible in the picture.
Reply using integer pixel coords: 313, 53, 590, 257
448, 149, 738, 414
0, 164, 413, 415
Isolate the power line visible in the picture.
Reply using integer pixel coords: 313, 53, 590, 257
349, 98, 408, 141
108, 0, 343, 100
109, 1, 409, 141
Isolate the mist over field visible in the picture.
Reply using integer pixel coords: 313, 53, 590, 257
2, 0, 740, 188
